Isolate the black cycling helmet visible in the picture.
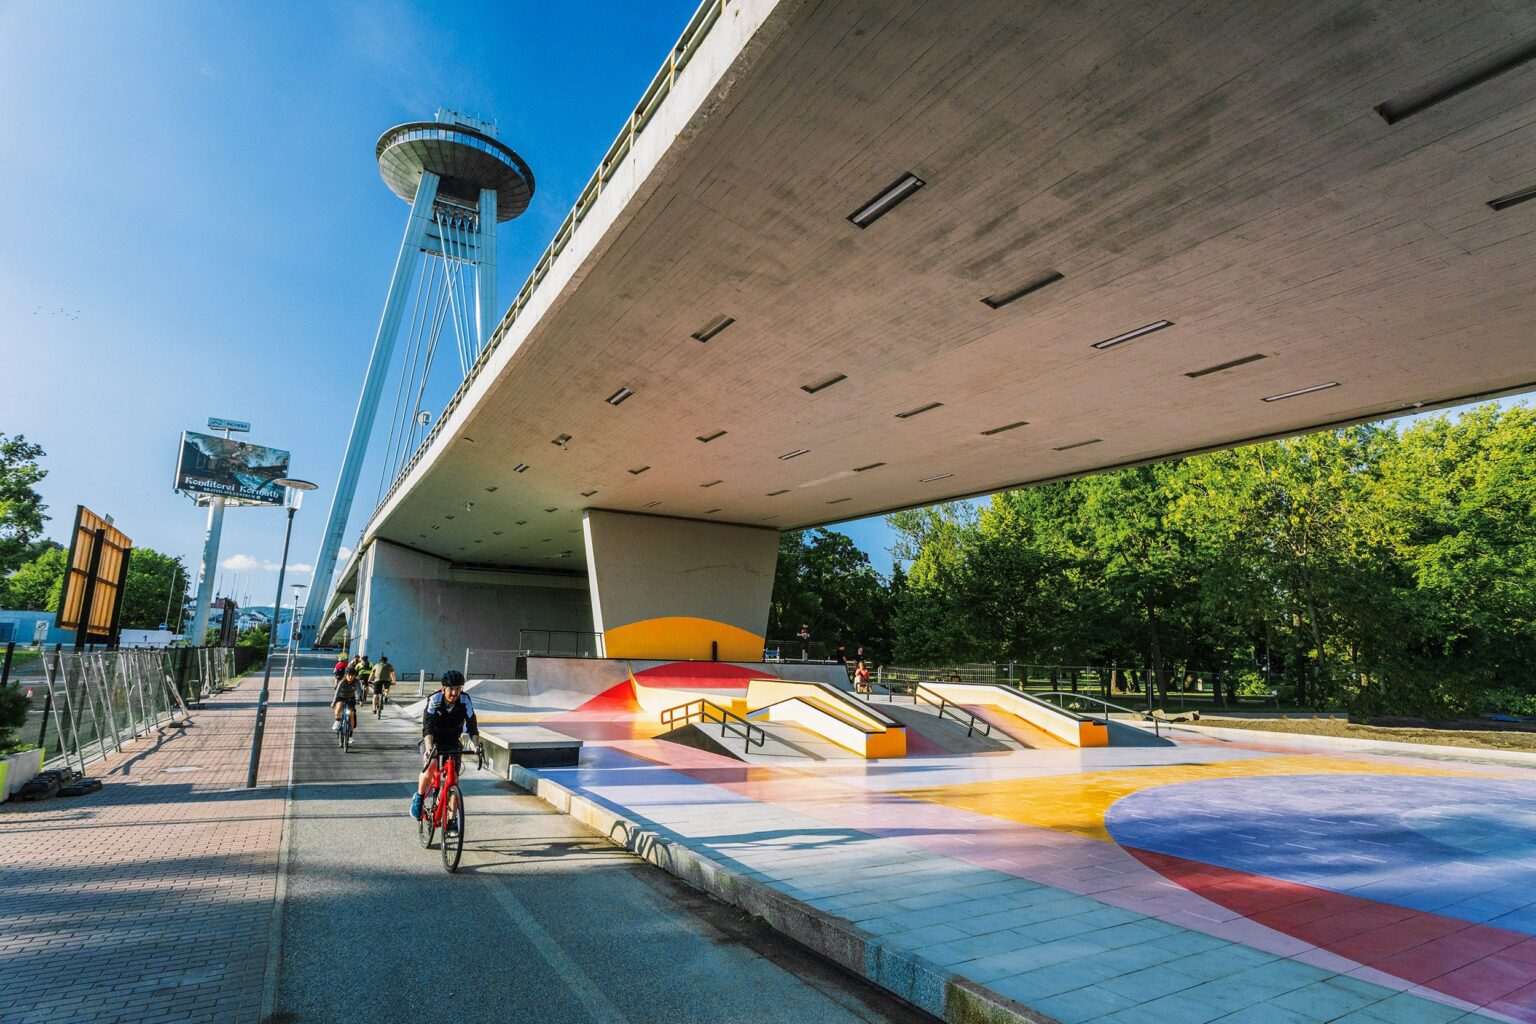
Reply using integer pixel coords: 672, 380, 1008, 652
440, 669, 465, 689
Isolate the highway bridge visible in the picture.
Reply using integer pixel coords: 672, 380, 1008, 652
318, 0, 1536, 671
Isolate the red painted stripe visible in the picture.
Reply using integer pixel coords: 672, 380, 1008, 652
1125, 847, 1536, 1019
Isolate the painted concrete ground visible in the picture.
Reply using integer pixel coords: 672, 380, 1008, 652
485, 664, 1536, 1023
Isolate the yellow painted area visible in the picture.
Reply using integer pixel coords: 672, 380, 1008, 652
604, 617, 764, 661
894, 756, 1475, 842
1079, 720, 1109, 747
746, 679, 895, 732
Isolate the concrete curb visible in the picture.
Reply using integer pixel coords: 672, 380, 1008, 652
507, 764, 1058, 1024
1179, 722, 1536, 767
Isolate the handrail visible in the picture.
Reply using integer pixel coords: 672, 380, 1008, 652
366, 0, 734, 529
660, 697, 766, 751
913, 684, 992, 738
1032, 691, 1163, 737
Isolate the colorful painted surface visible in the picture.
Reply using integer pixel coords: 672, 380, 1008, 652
504, 662, 1536, 1022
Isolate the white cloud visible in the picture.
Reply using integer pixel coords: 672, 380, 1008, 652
220, 554, 310, 573
338, 547, 354, 562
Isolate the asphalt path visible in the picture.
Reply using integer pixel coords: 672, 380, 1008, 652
273, 670, 937, 1024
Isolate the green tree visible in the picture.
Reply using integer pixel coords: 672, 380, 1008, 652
769, 528, 891, 659
119, 549, 191, 630
3, 546, 66, 611
0, 434, 48, 577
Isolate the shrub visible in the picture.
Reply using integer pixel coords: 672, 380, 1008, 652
0, 684, 29, 752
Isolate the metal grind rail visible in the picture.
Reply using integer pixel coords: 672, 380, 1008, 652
660, 697, 766, 752
913, 684, 993, 738
1032, 691, 1167, 737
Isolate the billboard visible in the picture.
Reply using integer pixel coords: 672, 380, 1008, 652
56, 506, 133, 645
174, 431, 291, 505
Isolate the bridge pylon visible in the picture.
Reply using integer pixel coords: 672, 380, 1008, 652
300, 110, 534, 648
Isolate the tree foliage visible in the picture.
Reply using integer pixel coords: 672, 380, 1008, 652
0, 434, 48, 578
845, 405, 1536, 716
1, 544, 190, 632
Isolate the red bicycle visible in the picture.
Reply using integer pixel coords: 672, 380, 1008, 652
417, 744, 483, 872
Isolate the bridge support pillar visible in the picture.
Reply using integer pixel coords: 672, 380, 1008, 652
582, 510, 778, 662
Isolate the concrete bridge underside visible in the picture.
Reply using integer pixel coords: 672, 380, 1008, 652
327, 0, 1536, 667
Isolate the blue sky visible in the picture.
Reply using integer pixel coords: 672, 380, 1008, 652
1, 3, 1525, 614
0, 1, 916, 609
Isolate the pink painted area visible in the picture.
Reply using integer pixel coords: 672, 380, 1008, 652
1127, 846, 1536, 1020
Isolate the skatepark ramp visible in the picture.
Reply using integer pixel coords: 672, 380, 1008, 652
654, 677, 907, 760
921, 682, 1108, 747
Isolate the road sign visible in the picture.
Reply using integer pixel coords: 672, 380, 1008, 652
207, 417, 251, 433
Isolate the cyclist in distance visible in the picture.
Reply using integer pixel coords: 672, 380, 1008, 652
410, 669, 481, 824
332, 665, 362, 734
372, 655, 395, 711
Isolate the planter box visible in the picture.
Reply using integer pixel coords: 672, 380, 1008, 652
1, 747, 43, 802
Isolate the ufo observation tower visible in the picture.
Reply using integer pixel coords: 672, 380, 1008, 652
301, 110, 534, 648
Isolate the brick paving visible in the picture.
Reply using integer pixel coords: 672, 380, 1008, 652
0, 669, 299, 1024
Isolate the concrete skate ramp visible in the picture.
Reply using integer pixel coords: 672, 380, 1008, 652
923, 682, 1109, 747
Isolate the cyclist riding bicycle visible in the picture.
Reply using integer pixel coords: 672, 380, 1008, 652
332, 666, 362, 734
410, 669, 480, 828
372, 655, 395, 710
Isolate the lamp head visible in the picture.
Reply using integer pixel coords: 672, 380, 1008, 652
275, 478, 318, 510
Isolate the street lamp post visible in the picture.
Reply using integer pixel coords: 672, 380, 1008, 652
246, 478, 318, 789
282, 582, 306, 700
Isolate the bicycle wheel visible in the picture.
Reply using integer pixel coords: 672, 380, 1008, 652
418, 793, 436, 849
337, 716, 346, 749
441, 784, 464, 873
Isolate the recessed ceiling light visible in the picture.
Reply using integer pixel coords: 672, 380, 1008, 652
432, 525, 439, 530
696, 430, 726, 443
580, 489, 598, 498
980, 421, 1029, 436
493, 531, 502, 536
1053, 439, 1102, 451
896, 402, 943, 419
700, 480, 722, 488
691, 315, 735, 342
569, 528, 580, 533
778, 449, 809, 460
513, 464, 529, 473
766, 489, 789, 496
981, 271, 1064, 310
1375, 43, 1536, 125
920, 473, 953, 483
853, 462, 885, 472
758, 515, 777, 522
826, 497, 851, 504
1488, 185, 1536, 212
485, 485, 498, 492
1093, 320, 1174, 350
461, 436, 476, 443
515, 520, 527, 526
551, 433, 572, 447
473, 539, 481, 544
628, 466, 650, 475
606, 387, 634, 406
801, 374, 847, 395
1185, 353, 1266, 379
704, 507, 721, 514
445, 514, 455, 520
419, 533, 426, 538
848, 172, 925, 228
643, 500, 662, 508
544, 507, 558, 513
1262, 381, 1340, 402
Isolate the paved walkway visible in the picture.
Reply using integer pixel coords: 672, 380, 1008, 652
0, 663, 942, 1024
0, 669, 295, 1024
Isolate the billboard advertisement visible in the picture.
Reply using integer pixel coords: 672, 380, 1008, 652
174, 431, 291, 505
56, 505, 133, 644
